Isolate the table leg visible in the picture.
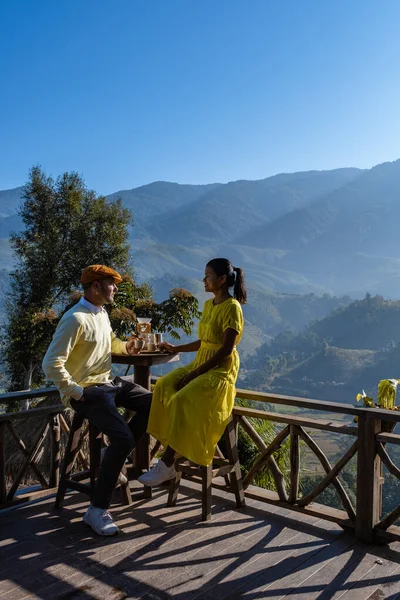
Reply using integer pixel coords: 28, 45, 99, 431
133, 365, 151, 389
134, 364, 152, 499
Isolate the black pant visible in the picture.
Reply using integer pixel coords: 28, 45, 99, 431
70, 376, 152, 510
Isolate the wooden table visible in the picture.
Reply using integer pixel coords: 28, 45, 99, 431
112, 351, 180, 389
111, 352, 180, 497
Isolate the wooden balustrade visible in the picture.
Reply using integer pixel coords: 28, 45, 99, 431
2, 385, 400, 543
0, 387, 64, 508
231, 389, 400, 543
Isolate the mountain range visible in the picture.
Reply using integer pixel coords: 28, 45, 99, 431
1, 159, 400, 362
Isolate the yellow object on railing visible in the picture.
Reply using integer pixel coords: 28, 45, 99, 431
356, 379, 400, 410
377, 379, 399, 409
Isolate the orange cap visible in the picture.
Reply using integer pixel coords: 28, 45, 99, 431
80, 264, 123, 285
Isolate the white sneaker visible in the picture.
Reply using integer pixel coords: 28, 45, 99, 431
100, 447, 128, 486
137, 460, 177, 486
83, 505, 120, 536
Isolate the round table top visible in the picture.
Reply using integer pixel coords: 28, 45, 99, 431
111, 352, 180, 367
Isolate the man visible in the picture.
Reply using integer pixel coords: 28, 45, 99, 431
43, 264, 152, 536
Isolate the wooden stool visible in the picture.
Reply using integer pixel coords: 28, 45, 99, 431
167, 415, 245, 521
55, 411, 132, 508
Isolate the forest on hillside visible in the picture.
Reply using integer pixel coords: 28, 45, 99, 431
241, 294, 400, 404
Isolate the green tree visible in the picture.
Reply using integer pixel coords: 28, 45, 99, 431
2, 167, 202, 413
63, 278, 201, 342
2, 166, 132, 407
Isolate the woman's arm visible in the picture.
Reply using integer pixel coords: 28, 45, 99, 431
159, 339, 201, 354
176, 328, 238, 390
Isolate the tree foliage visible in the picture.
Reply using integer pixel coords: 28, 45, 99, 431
62, 277, 201, 342
1, 167, 200, 410
2, 167, 132, 397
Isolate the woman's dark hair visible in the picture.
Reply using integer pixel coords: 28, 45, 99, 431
206, 258, 247, 304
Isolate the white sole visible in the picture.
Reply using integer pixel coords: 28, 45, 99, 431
83, 517, 120, 536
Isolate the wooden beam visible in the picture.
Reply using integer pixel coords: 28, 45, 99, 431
235, 388, 400, 423
376, 504, 400, 532
223, 415, 245, 510
212, 482, 353, 528
49, 414, 61, 488
150, 440, 162, 460
356, 414, 382, 542
376, 432, 400, 445
377, 443, 400, 480
235, 389, 360, 416
6, 422, 49, 489
59, 413, 89, 470
6, 421, 50, 502
0, 405, 64, 423
297, 440, 358, 508
296, 426, 356, 521
238, 415, 288, 502
288, 425, 300, 504
243, 426, 290, 490
0, 486, 59, 509
233, 406, 357, 435
0, 423, 6, 506
0, 387, 58, 404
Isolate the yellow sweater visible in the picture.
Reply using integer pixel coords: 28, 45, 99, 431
42, 300, 128, 407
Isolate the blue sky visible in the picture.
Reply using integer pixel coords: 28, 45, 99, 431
1, 0, 399, 194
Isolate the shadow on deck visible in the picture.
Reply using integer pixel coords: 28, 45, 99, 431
1, 479, 400, 600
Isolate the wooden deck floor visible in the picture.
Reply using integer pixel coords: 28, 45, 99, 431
1, 480, 400, 600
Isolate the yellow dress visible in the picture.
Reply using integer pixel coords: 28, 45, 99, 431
147, 297, 244, 466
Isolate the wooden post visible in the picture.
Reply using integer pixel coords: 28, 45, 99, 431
356, 414, 382, 542
201, 464, 213, 521
167, 468, 182, 507
289, 425, 300, 504
49, 414, 61, 488
55, 412, 84, 509
0, 423, 6, 506
224, 416, 245, 509
133, 364, 152, 499
133, 365, 151, 390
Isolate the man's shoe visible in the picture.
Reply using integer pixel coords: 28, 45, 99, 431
137, 460, 177, 486
100, 447, 128, 486
83, 505, 120, 536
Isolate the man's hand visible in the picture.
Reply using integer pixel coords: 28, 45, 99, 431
176, 370, 199, 391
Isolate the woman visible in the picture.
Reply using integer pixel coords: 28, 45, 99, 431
138, 258, 247, 486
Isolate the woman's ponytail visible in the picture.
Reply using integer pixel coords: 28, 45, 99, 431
206, 258, 247, 304
233, 267, 247, 304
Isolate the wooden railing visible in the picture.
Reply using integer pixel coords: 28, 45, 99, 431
2, 386, 400, 543
231, 389, 400, 543
1, 387, 63, 508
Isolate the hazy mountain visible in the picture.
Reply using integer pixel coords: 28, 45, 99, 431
274, 346, 377, 387
0, 214, 23, 238
308, 295, 400, 350
237, 160, 400, 295
109, 181, 222, 247
0, 187, 24, 218
0, 162, 399, 299
238, 162, 400, 250
111, 180, 220, 212
149, 168, 362, 246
